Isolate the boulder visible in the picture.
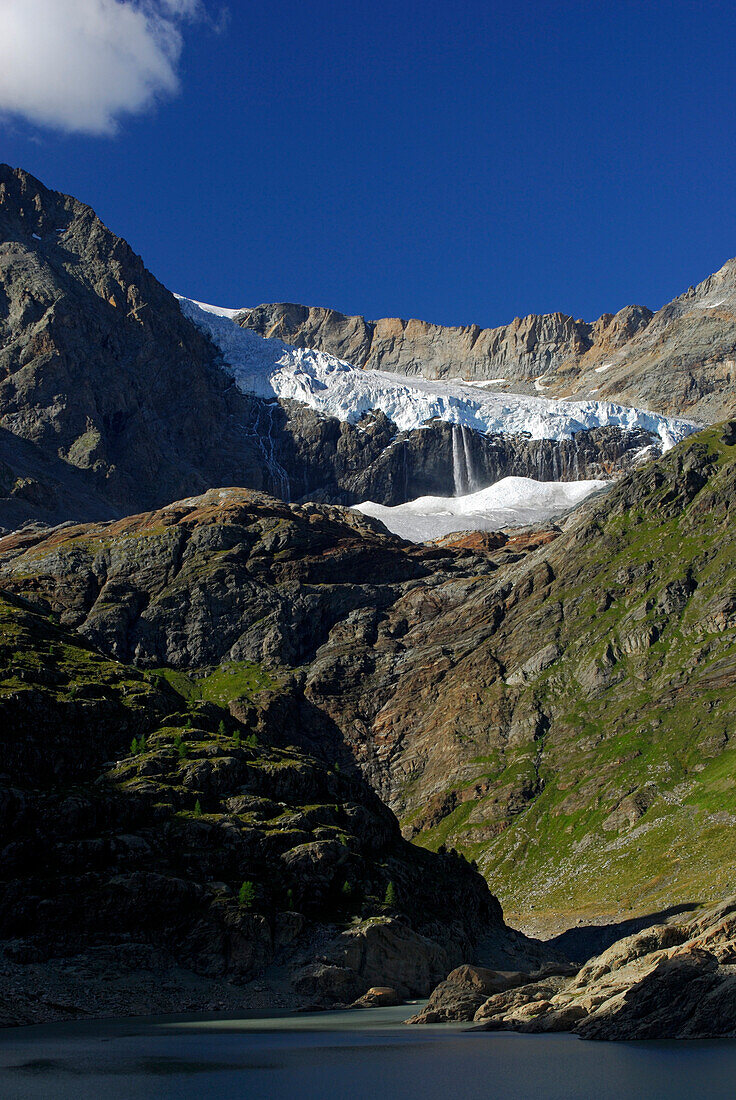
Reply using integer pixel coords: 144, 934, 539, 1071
353, 986, 401, 1008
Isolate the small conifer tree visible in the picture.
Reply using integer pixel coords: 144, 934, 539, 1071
384, 881, 397, 907
238, 880, 256, 908
193, 799, 202, 817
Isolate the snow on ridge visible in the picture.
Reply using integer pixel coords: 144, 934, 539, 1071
178, 297, 700, 450
355, 476, 609, 543
174, 295, 246, 320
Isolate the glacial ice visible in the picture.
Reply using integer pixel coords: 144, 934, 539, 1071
177, 297, 699, 450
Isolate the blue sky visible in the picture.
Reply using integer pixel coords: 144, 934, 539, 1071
2, 0, 736, 328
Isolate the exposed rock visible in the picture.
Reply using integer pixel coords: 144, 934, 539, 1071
405, 963, 573, 1023
239, 302, 653, 390
353, 985, 401, 1007
412, 900, 736, 1039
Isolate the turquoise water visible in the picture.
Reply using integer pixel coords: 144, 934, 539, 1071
1, 1004, 735, 1099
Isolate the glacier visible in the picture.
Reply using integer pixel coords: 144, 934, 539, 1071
177, 297, 699, 449
354, 477, 608, 543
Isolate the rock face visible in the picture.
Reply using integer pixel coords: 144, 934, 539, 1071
240, 261, 736, 423
412, 898, 736, 1039
280, 415, 656, 508
0, 588, 555, 1026
3, 426, 736, 924
0, 164, 273, 526
239, 302, 653, 387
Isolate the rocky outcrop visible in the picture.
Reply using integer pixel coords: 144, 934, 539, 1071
411, 898, 736, 1039
0, 588, 556, 1026
405, 962, 575, 1023
240, 259, 736, 423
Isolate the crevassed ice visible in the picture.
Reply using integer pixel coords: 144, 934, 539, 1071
177, 297, 700, 449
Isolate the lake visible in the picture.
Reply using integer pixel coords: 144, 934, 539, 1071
1, 1004, 735, 1099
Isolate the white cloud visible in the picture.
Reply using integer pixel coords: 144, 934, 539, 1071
0, 0, 205, 135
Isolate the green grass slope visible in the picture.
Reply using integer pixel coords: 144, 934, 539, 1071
414, 425, 736, 923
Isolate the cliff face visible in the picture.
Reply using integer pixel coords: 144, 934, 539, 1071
4, 426, 736, 924
238, 302, 653, 385
240, 262, 736, 423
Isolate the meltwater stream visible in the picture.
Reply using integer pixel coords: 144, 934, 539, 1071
2, 1005, 736, 1100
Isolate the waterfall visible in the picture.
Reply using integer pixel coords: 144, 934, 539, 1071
252, 402, 291, 501
452, 424, 479, 496
452, 425, 466, 495
461, 425, 478, 493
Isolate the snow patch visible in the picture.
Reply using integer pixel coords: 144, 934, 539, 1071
175, 295, 246, 320
594, 363, 613, 373
354, 477, 608, 543
458, 377, 508, 387
178, 297, 699, 451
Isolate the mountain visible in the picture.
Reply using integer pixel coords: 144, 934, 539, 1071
0, 165, 694, 530
2, 163, 736, 1035
239, 261, 736, 423
0, 585, 555, 1025
0, 164, 272, 525
3, 426, 736, 933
